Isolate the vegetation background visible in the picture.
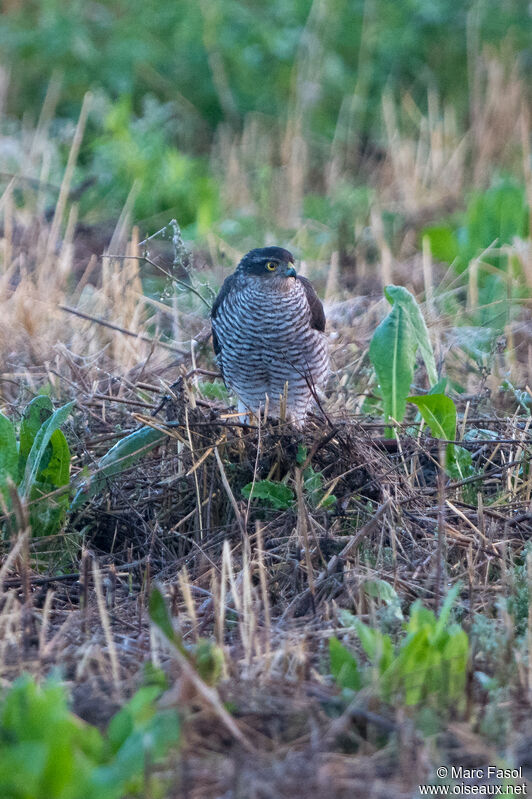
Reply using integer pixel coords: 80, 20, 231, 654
1, 1, 532, 797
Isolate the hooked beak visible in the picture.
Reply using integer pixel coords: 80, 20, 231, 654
282, 263, 297, 278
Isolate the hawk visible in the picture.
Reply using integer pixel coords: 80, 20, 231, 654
211, 247, 328, 424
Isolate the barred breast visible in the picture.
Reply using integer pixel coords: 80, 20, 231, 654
212, 274, 328, 422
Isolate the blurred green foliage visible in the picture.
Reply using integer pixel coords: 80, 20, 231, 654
423, 179, 529, 272
86, 96, 219, 229
1, 0, 532, 229
331, 584, 469, 713
423, 178, 529, 329
0, 674, 180, 799
0, 396, 74, 540
3, 0, 531, 137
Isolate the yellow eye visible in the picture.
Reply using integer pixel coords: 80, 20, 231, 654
265, 261, 277, 271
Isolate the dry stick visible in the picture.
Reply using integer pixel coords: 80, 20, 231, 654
255, 522, 271, 664
59, 304, 187, 354
179, 566, 199, 643
445, 499, 497, 552
108, 253, 213, 311
38, 589, 55, 673
0, 532, 28, 590
48, 92, 91, 255
435, 444, 446, 615
295, 467, 316, 613
185, 407, 204, 539
336, 497, 393, 562
214, 446, 245, 536
161, 640, 255, 751
244, 410, 262, 531
80, 548, 90, 635
285, 498, 392, 617
185, 435, 225, 477
1, 565, 148, 589
92, 561, 122, 694
419, 455, 529, 496
89, 393, 155, 409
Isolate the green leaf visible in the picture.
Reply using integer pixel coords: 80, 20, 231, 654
369, 286, 438, 433
433, 582, 462, 642
71, 425, 167, 511
445, 443, 474, 480
385, 285, 438, 387
354, 619, 394, 673
362, 579, 404, 620
19, 395, 53, 475
296, 444, 308, 465
407, 393, 457, 440
422, 225, 460, 265
369, 294, 416, 431
20, 400, 75, 499
36, 429, 71, 488
329, 637, 362, 691
107, 685, 162, 753
428, 377, 448, 395
92, 707, 180, 795
0, 673, 180, 799
0, 412, 18, 494
241, 480, 294, 510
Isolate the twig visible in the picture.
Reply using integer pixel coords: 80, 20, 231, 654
214, 446, 245, 536
59, 304, 188, 354
108, 253, 213, 311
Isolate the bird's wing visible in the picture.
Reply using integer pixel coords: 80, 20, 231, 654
210, 272, 237, 358
297, 276, 326, 332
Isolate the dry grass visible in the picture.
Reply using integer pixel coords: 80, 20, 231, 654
1, 57, 532, 797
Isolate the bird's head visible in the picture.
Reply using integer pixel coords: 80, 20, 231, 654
237, 247, 297, 279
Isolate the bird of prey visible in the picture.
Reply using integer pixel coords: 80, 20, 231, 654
211, 246, 328, 424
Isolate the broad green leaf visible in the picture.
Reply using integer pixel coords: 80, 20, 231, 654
337, 608, 358, 628
428, 377, 448, 395
363, 578, 399, 605
363, 579, 404, 621
0, 740, 48, 794
407, 393, 457, 440
241, 479, 294, 509
369, 295, 416, 432
71, 425, 167, 511
463, 427, 500, 442
107, 685, 162, 753
442, 630, 469, 705
19, 395, 53, 471
91, 708, 180, 795
354, 619, 393, 673
329, 637, 362, 691
445, 443, 474, 480
384, 285, 438, 386
406, 602, 436, 634
0, 673, 179, 799
396, 628, 432, 705
0, 412, 18, 492
433, 582, 462, 642
422, 226, 460, 265
296, 444, 308, 465
20, 400, 75, 498
36, 429, 71, 488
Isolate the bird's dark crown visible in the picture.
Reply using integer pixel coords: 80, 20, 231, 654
237, 247, 294, 275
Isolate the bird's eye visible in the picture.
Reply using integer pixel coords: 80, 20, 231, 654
265, 261, 277, 271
